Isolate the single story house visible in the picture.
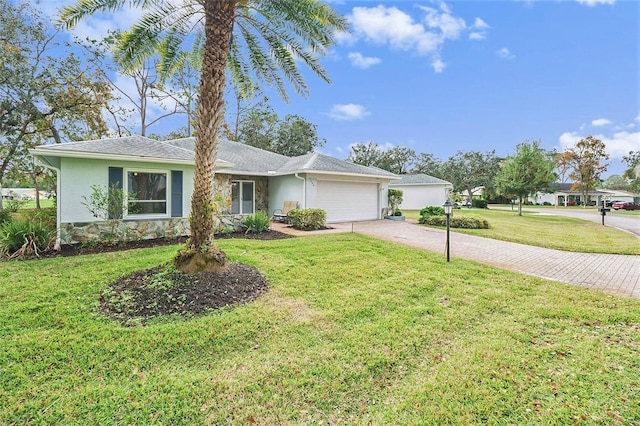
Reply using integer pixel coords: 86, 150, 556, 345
1, 188, 47, 200
30, 136, 399, 245
388, 174, 453, 210
531, 183, 639, 206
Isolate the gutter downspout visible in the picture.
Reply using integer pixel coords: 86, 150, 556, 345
34, 158, 62, 251
294, 173, 306, 208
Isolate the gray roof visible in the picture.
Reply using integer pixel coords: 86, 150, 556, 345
390, 173, 451, 185
278, 152, 398, 178
166, 138, 290, 174
32, 136, 396, 179
31, 136, 196, 162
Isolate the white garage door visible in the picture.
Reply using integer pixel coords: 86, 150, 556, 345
316, 180, 379, 222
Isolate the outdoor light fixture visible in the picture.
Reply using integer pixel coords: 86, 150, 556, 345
443, 200, 453, 262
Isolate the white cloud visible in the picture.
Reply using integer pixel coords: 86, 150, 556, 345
432, 58, 447, 73
497, 47, 515, 59
591, 118, 611, 126
636, 113, 640, 122
419, 5, 466, 40
347, 52, 382, 69
558, 131, 640, 160
576, 0, 615, 6
469, 17, 490, 40
345, 3, 488, 73
472, 18, 491, 30
328, 104, 370, 121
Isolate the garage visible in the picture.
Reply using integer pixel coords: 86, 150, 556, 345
316, 180, 380, 222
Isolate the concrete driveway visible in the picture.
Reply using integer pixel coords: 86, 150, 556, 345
271, 220, 640, 298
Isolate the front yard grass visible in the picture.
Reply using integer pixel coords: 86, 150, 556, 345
2, 234, 639, 424
406, 208, 640, 255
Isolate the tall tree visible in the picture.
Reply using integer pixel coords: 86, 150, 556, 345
236, 106, 279, 151
495, 140, 556, 216
0, 0, 110, 209
347, 142, 384, 167
564, 136, 609, 207
378, 146, 417, 174
413, 152, 443, 177
440, 150, 500, 202
273, 114, 325, 157
622, 151, 639, 193
61, 0, 347, 272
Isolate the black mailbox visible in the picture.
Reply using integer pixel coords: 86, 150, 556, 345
600, 207, 610, 215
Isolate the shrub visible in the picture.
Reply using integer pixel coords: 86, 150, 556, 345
242, 211, 270, 233
0, 218, 55, 259
388, 189, 403, 216
472, 199, 488, 209
394, 210, 403, 216
543, 201, 552, 206
418, 206, 445, 223
0, 209, 11, 225
422, 215, 490, 229
287, 208, 327, 231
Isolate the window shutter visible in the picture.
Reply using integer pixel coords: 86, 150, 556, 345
108, 167, 123, 219
171, 170, 183, 217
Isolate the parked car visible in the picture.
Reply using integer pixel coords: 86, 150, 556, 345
611, 201, 640, 210
605, 200, 623, 207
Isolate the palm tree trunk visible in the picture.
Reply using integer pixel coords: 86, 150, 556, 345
176, 0, 236, 273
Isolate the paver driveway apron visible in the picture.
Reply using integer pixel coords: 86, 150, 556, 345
350, 220, 640, 299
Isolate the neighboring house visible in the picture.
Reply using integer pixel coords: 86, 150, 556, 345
388, 174, 452, 211
1, 188, 47, 200
31, 136, 398, 245
530, 183, 639, 206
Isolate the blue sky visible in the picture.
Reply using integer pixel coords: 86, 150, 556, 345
42, 0, 639, 176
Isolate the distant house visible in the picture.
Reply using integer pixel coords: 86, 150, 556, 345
531, 183, 639, 206
388, 174, 452, 210
1, 188, 46, 201
31, 136, 399, 245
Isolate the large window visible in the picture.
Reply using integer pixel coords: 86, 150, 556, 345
231, 181, 254, 214
126, 170, 168, 216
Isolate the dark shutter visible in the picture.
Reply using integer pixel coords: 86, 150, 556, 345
171, 170, 183, 217
108, 167, 123, 219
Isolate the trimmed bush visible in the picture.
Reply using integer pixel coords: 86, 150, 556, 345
418, 206, 445, 223
287, 208, 327, 231
242, 211, 270, 233
394, 210, 403, 216
0, 218, 55, 259
422, 215, 490, 229
472, 199, 488, 209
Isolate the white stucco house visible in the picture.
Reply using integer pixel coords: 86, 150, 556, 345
530, 183, 639, 206
30, 136, 399, 245
388, 174, 453, 210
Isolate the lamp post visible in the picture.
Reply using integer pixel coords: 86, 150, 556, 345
443, 200, 453, 262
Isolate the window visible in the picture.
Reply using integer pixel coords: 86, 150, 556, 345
231, 181, 254, 214
126, 170, 168, 216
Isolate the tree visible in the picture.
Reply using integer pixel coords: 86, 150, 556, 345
622, 151, 639, 193
440, 150, 500, 202
601, 175, 630, 191
347, 142, 384, 167
236, 106, 279, 151
378, 146, 417, 174
1, 0, 111, 209
61, 0, 347, 272
564, 136, 609, 207
273, 114, 325, 157
413, 152, 443, 178
495, 140, 556, 216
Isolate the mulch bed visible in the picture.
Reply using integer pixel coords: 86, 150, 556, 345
42, 230, 295, 325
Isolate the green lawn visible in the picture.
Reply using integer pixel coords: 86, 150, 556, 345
2, 235, 639, 424
406, 208, 640, 255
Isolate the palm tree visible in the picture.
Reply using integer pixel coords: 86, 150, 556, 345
60, 0, 347, 272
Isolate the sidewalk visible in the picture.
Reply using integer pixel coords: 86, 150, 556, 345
270, 220, 640, 298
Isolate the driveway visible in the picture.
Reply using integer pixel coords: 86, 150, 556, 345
271, 220, 640, 298
517, 207, 640, 237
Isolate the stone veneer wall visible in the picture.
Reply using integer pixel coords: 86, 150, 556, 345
60, 174, 268, 245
